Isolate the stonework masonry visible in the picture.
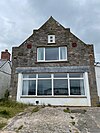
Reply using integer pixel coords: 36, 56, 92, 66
11, 17, 99, 106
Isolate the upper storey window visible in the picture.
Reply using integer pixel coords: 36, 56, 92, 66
37, 46, 67, 62
48, 35, 55, 43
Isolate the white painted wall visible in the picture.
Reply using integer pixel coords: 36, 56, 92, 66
17, 72, 91, 106
95, 66, 100, 100
0, 61, 11, 98
19, 97, 89, 106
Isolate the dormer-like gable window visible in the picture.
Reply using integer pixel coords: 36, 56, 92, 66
48, 35, 55, 43
37, 46, 67, 62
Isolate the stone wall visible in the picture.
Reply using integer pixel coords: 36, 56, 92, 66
11, 17, 98, 106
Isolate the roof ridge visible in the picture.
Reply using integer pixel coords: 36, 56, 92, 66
38, 16, 65, 30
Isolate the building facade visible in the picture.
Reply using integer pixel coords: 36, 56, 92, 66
11, 17, 98, 106
0, 49, 11, 98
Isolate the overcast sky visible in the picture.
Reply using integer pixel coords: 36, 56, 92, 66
0, 0, 100, 61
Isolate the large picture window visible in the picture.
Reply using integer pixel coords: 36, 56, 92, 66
37, 47, 67, 61
22, 73, 85, 96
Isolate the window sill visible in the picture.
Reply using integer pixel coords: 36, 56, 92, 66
20, 95, 87, 98
35, 60, 69, 64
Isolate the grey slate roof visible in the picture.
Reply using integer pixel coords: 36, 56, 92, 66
0, 60, 7, 68
16, 66, 90, 73
0, 60, 11, 75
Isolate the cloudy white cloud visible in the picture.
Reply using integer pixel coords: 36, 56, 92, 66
0, 0, 100, 61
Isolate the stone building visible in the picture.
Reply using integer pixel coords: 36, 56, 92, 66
0, 49, 11, 98
11, 17, 98, 106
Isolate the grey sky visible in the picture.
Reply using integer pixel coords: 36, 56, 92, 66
0, 0, 100, 61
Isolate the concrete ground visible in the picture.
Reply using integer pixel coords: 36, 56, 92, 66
1, 107, 100, 133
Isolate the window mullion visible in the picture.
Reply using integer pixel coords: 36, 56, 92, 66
68, 73, 70, 96
83, 73, 86, 96
44, 48, 45, 61
59, 47, 60, 60
66, 47, 67, 60
37, 48, 38, 61
52, 74, 54, 96
36, 74, 38, 96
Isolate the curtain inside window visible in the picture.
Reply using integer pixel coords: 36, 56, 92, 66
60, 47, 67, 60
70, 79, 84, 95
38, 48, 44, 60
22, 80, 29, 95
80, 79, 85, 95
22, 80, 36, 95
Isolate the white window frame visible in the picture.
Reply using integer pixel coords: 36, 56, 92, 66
21, 73, 85, 97
69, 73, 85, 96
37, 47, 67, 62
48, 35, 55, 43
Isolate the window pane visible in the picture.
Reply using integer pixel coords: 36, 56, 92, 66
70, 80, 85, 95
38, 74, 51, 78
22, 80, 36, 95
54, 73, 67, 78
60, 47, 67, 60
37, 48, 44, 60
37, 80, 52, 95
23, 74, 36, 78
54, 79, 68, 95
69, 73, 83, 78
45, 47, 59, 60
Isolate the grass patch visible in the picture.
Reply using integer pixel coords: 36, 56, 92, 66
31, 106, 40, 113
63, 107, 71, 113
0, 99, 27, 108
0, 99, 27, 118
0, 110, 10, 118
0, 122, 7, 129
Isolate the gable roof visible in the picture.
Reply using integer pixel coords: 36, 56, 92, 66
38, 16, 65, 30
17, 16, 89, 48
18, 16, 67, 47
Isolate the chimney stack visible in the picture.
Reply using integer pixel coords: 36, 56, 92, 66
1, 49, 11, 61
